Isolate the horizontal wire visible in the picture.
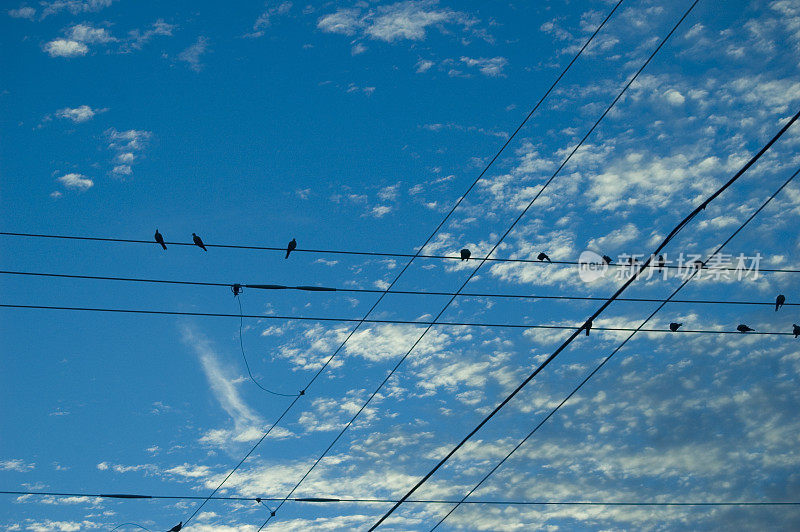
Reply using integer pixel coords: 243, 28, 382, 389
3, 490, 799, 507
0, 269, 795, 307
0, 303, 796, 335
1, 232, 792, 273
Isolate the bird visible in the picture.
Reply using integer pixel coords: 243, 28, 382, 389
286, 238, 297, 259
232, 284, 242, 297
737, 324, 754, 333
584, 319, 592, 336
154, 229, 166, 250
776, 294, 786, 311
167, 522, 182, 532
669, 322, 682, 332
602, 255, 612, 265
192, 233, 207, 251
691, 260, 703, 270
460, 248, 471, 261
793, 324, 800, 338
657, 254, 665, 270
537, 252, 551, 262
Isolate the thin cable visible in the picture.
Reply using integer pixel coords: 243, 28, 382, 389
4, 304, 797, 335
1, 270, 795, 306
371, 107, 800, 532
1, 237, 793, 272
109, 524, 152, 532
430, 165, 800, 530
236, 295, 299, 397
263, 3, 702, 529
3, 490, 800, 507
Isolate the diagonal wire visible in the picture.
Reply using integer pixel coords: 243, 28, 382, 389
260, 2, 702, 529
179, 1, 626, 526
370, 110, 800, 530
429, 165, 800, 530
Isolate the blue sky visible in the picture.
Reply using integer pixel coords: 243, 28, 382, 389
2, 0, 800, 530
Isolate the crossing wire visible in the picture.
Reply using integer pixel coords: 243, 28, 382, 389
261, 2, 703, 529
2, 490, 800, 507
430, 164, 800, 530
1, 270, 796, 307
178, 1, 629, 528
5, 303, 798, 335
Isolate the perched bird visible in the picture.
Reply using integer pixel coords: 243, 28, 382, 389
602, 255, 612, 265
737, 324, 754, 333
192, 233, 207, 251
657, 254, 665, 270
232, 284, 242, 297
460, 248, 471, 261
669, 322, 682, 332
691, 260, 704, 270
286, 238, 297, 259
167, 522, 182, 532
584, 319, 593, 336
154, 229, 167, 250
793, 324, 800, 338
776, 294, 786, 311
537, 252, 551, 262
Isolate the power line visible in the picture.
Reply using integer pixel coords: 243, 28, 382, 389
4, 303, 797, 335
430, 165, 800, 530
1, 270, 796, 307
3, 490, 799, 507
1, 234, 793, 273
180, 1, 628, 527
263, 2, 702, 529
370, 103, 800, 531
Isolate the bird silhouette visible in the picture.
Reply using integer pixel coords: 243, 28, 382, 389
657, 254, 665, 270
167, 522, 182, 532
691, 260, 703, 270
776, 294, 786, 311
232, 284, 242, 297
192, 233, 207, 251
584, 319, 592, 336
537, 252, 551, 262
460, 248, 471, 261
154, 229, 166, 250
737, 324, 754, 333
286, 238, 297, 259
669, 322, 682, 332
793, 324, 800, 338
602, 255, 612, 265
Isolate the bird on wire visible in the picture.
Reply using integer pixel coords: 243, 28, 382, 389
286, 238, 297, 259
776, 294, 786, 311
737, 324, 755, 333
537, 252, 551, 262
793, 324, 800, 338
154, 229, 166, 250
657, 254, 665, 270
669, 322, 682, 332
460, 249, 471, 261
584, 319, 593, 336
167, 522, 182, 532
602, 255, 612, 265
192, 233, 207, 251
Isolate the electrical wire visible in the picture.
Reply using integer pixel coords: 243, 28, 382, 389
430, 164, 800, 530
1, 270, 796, 307
1, 235, 793, 272
262, 3, 704, 529
3, 490, 799, 507
370, 109, 800, 530
235, 295, 299, 397
179, 2, 628, 527
3, 303, 797, 335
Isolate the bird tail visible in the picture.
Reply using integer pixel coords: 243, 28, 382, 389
285, 250, 291, 259
160, 242, 167, 250
201, 245, 207, 251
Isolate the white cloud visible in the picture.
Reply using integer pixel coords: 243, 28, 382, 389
67, 23, 115, 43
664, 88, 686, 105
55, 105, 103, 123
178, 36, 209, 71
8, 6, 35, 19
246, 1, 292, 38
44, 39, 88, 57
124, 19, 173, 50
460, 56, 507, 77
317, 8, 362, 36
415, 58, 434, 73
0, 458, 35, 472
57, 173, 93, 190
40, 0, 116, 18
